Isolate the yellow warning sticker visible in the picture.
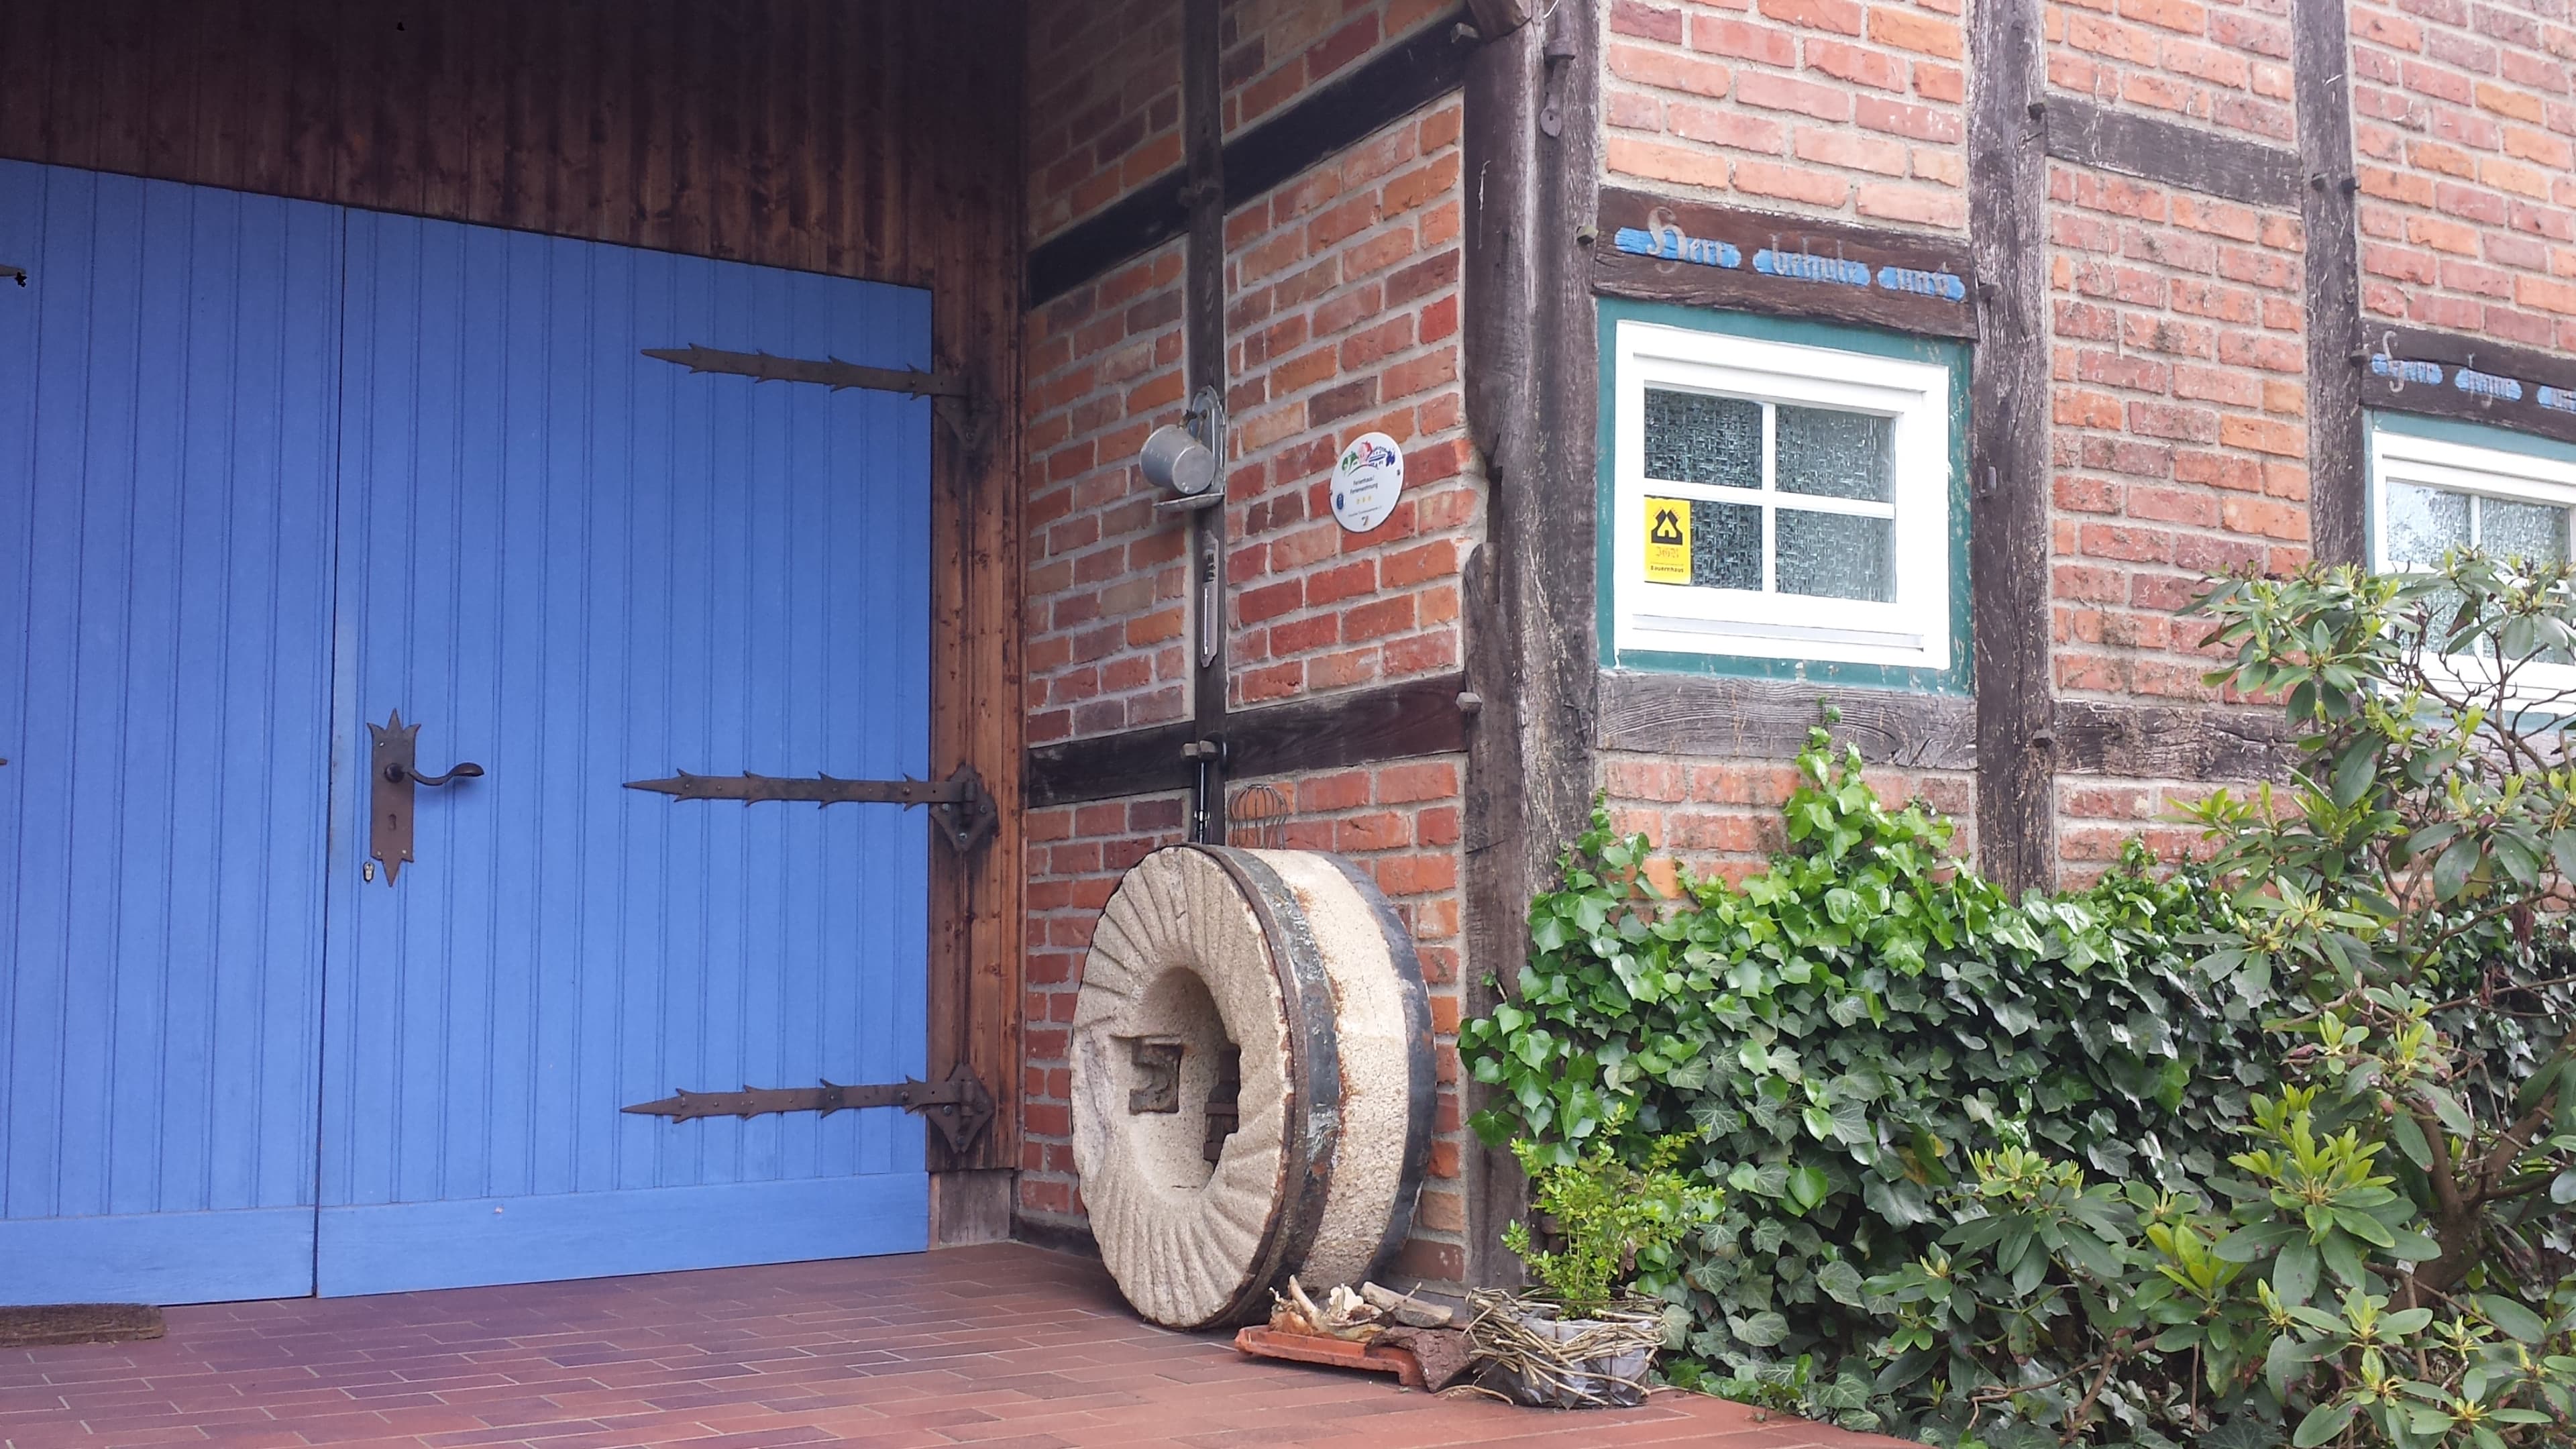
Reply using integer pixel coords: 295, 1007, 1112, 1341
1644, 497, 1692, 584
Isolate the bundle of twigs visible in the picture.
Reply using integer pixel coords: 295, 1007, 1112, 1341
1460, 1289, 1663, 1408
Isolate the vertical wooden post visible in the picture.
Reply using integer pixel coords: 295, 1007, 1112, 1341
917, 0, 1027, 1241
1183, 0, 1230, 843
1968, 0, 2055, 896
2296, 0, 2365, 568
1458, 0, 1600, 1289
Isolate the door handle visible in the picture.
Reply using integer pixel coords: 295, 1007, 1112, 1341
385, 760, 484, 788
367, 710, 482, 884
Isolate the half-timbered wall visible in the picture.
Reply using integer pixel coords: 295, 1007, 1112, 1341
0, 0, 1030, 1229
1016, 1, 1481, 1287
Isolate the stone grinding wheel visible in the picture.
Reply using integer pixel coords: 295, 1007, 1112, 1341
1071, 846, 1436, 1331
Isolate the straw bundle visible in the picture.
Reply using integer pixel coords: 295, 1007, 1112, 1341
1460, 1289, 1663, 1409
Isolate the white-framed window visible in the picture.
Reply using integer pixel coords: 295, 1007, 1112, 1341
2370, 419, 2576, 698
1610, 320, 1955, 672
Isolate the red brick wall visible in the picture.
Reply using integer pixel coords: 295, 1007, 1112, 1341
1024, 242, 1194, 750
1017, 792, 1191, 1224
1015, 4, 1481, 1290
1222, 0, 1460, 133
2044, 0, 2298, 144
2348, 0, 2576, 350
2045, 175, 2310, 709
1601, 0, 1972, 229
1028, 1, 1185, 242
2034, 3, 2314, 883
1222, 99, 1473, 707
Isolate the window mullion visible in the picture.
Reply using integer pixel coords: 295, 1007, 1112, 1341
1760, 402, 1777, 594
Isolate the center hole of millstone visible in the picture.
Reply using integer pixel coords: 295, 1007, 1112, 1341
1126, 968, 1238, 1190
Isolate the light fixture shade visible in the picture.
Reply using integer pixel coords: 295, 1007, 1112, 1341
1141, 423, 1218, 496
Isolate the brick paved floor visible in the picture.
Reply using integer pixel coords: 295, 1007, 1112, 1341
0, 1244, 1908, 1449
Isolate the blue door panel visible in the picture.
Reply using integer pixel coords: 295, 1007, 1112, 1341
318, 212, 932, 1292
316, 1175, 931, 1298
0, 160, 340, 1303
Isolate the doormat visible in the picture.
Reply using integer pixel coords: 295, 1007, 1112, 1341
0, 1304, 165, 1347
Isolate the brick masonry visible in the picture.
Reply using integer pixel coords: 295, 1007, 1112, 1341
1017, 5, 1478, 1288
2347, 0, 2576, 350
1014, 0, 2576, 1289
1603, 0, 1973, 228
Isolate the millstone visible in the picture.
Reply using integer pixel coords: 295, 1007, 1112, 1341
1071, 846, 1435, 1330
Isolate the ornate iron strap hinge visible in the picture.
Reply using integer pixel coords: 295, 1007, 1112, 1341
643, 343, 994, 451
623, 1063, 996, 1155
642, 343, 970, 398
623, 761, 997, 853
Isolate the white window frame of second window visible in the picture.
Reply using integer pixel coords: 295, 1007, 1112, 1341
2369, 417, 2576, 703
1610, 319, 1955, 673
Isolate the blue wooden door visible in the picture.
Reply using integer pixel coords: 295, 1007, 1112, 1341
0, 160, 341, 1303
315, 213, 933, 1295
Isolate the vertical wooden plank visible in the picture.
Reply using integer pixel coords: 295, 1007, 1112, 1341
908, 0, 1025, 1202
271, 0, 340, 203
42, 1, 110, 171
696, 1, 745, 262
2297, 0, 2365, 567
140, 0, 203, 177
667, 0, 713, 262
187, 0, 253, 189
496, 0, 549, 234
1183, 0, 1228, 841
416, 5, 472, 223
586, 0, 635, 248
1969, 0, 2055, 894
1456, 0, 1540, 1293
462, 0, 509, 229
89, 0, 154, 174
0, 0, 58, 162
547, 0, 596, 243
627, 0, 676, 252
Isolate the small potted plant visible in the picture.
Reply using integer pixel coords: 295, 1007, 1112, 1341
1466, 1132, 1721, 1408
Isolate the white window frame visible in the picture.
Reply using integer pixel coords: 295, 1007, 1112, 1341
2369, 423, 2576, 703
1611, 319, 1953, 672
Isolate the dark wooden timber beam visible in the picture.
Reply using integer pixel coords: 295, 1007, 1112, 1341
1597, 674, 1977, 770
1023, 672, 1476, 808
1590, 187, 1978, 340
2296, 0, 2366, 566
2039, 96, 2300, 209
1183, 0, 1228, 842
1596, 672, 2297, 784
1969, 0, 2055, 894
1026, 11, 1475, 304
1453, 0, 1601, 1289
2051, 700, 2297, 781
2356, 324, 2576, 451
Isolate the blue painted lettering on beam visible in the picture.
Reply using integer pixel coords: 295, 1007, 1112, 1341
2371, 355, 2444, 385
1753, 250, 1873, 286
2538, 385, 2576, 414
1613, 225, 1741, 269
2455, 368, 2524, 401
1876, 265, 1968, 301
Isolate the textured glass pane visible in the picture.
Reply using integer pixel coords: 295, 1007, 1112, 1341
1776, 509, 1893, 601
1688, 500, 1762, 589
1776, 405, 1892, 502
2385, 482, 2469, 566
1645, 390, 1761, 489
2481, 498, 2567, 564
